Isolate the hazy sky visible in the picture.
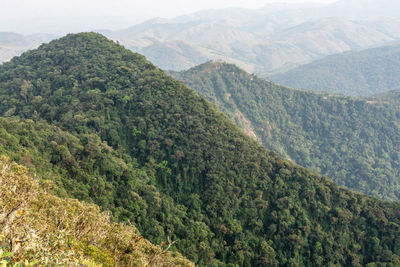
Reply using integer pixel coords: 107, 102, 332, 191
1, 0, 338, 33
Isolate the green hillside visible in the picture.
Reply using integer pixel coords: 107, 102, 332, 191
171, 62, 400, 201
1, 33, 400, 266
270, 44, 400, 96
0, 154, 193, 266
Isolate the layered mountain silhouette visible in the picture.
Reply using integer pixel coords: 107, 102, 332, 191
271, 44, 400, 96
108, 15, 400, 75
0, 32, 56, 63
101, 0, 400, 75
2, 0, 400, 77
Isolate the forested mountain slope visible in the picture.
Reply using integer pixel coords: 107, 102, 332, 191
1, 33, 400, 266
171, 62, 400, 201
0, 153, 193, 266
271, 44, 400, 96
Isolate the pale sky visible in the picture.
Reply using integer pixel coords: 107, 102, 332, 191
0, 0, 338, 34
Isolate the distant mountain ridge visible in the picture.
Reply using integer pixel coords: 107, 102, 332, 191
2, 0, 400, 76
0, 32, 56, 63
107, 14, 400, 75
100, 0, 400, 74
271, 43, 400, 96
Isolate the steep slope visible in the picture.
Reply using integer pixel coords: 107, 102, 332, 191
171, 62, 400, 201
0, 116, 201, 234
271, 44, 400, 96
1, 33, 400, 266
0, 155, 193, 266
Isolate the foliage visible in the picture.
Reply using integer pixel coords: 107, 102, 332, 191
0, 156, 193, 266
1, 33, 400, 266
270, 44, 400, 97
172, 61, 400, 201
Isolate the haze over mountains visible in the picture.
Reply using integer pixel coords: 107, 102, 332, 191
323, 0, 400, 18
2, 0, 400, 76
271, 43, 400, 96
106, 0, 400, 75
0, 32, 56, 63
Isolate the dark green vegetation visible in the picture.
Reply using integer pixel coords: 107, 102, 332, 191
271, 44, 400, 97
171, 62, 400, 201
2, 33, 400, 266
0, 155, 193, 266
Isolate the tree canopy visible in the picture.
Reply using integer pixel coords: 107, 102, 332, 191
1, 33, 400, 266
270, 44, 400, 97
172, 61, 400, 201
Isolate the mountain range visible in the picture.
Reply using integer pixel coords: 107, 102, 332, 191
1, 32, 400, 266
0, 32, 56, 63
271, 43, 400, 96
2, 0, 400, 77
106, 12, 400, 75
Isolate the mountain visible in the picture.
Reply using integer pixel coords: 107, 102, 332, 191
102, 0, 400, 75
171, 61, 400, 201
0, 152, 192, 266
137, 39, 209, 71
107, 14, 400, 75
3, 0, 400, 75
1, 33, 400, 266
270, 44, 400, 96
0, 32, 56, 63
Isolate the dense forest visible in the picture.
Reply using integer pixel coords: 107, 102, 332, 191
1, 33, 400, 266
270, 44, 400, 96
0, 154, 193, 266
171, 62, 400, 201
